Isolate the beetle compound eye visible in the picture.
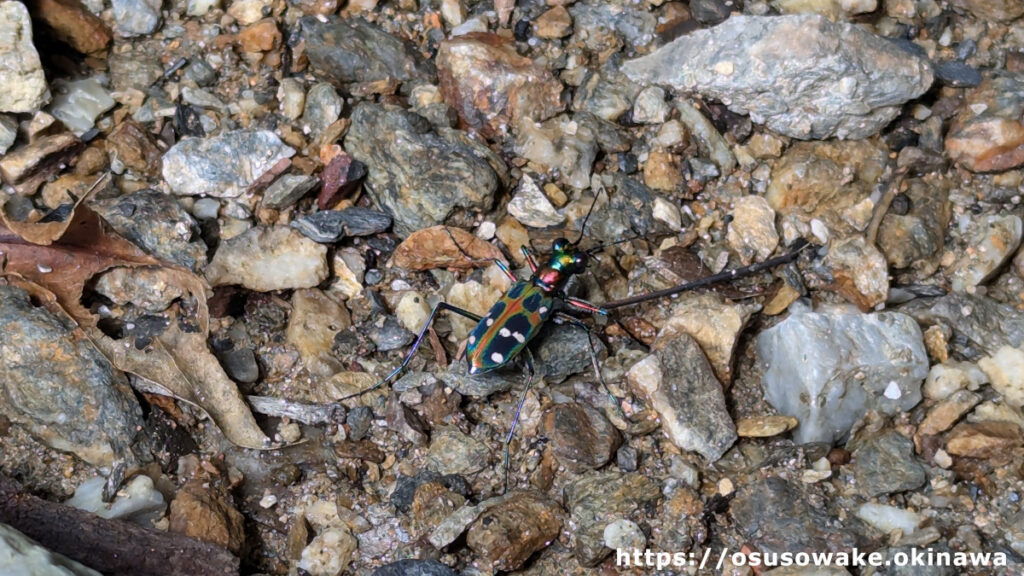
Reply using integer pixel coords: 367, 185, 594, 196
573, 252, 589, 271
552, 238, 570, 252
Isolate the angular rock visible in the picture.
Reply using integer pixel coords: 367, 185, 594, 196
263, 174, 319, 210
851, 431, 926, 497
949, 215, 1022, 293
877, 176, 951, 272
28, 0, 111, 54
110, 0, 162, 37
46, 77, 115, 137
507, 175, 562, 228
298, 526, 358, 576
161, 130, 295, 198
727, 195, 779, 265
917, 389, 982, 437
627, 332, 737, 461
301, 16, 432, 90
978, 346, 1024, 407
466, 491, 562, 572
732, 476, 856, 554
822, 236, 890, 309
345, 103, 501, 236
568, 2, 655, 54
757, 305, 928, 444
0, 285, 148, 471
623, 14, 933, 139
654, 292, 759, 385
0, 114, 15, 154
901, 293, 1024, 356
65, 475, 165, 524
736, 415, 799, 438
541, 402, 621, 472
0, 132, 83, 195
945, 74, 1024, 173
286, 288, 351, 377
205, 226, 328, 291
513, 113, 599, 190
168, 478, 245, 555
949, 0, 1024, 22
373, 559, 457, 576
534, 323, 607, 383
106, 120, 163, 178
291, 208, 393, 243
424, 426, 489, 475
564, 471, 661, 566
301, 82, 342, 138
437, 32, 564, 138
91, 190, 208, 272
0, 2, 48, 113
945, 421, 1023, 459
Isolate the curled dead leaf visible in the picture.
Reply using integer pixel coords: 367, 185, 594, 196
0, 204, 270, 449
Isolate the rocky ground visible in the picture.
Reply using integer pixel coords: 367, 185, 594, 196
1, 0, 1024, 574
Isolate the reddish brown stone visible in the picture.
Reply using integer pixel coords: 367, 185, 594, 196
169, 479, 246, 555
437, 33, 564, 139
27, 0, 112, 54
107, 120, 163, 178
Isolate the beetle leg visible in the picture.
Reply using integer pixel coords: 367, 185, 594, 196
520, 246, 539, 274
504, 348, 536, 494
340, 302, 482, 400
494, 258, 517, 282
552, 312, 625, 424
565, 296, 608, 315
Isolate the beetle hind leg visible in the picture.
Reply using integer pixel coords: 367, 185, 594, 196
503, 348, 536, 493
339, 302, 482, 401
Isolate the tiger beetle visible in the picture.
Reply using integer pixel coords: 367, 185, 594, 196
344, 202, 808, 492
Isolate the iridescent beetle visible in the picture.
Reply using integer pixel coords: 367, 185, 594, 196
343, 201, 807, 491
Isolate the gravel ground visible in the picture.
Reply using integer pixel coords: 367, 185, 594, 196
1, 0, 1024, 575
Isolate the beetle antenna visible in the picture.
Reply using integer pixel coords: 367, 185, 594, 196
573, 189, 605, 246
586, 233, 646, 256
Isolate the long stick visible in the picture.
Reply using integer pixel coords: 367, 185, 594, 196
601, 240, 810, 310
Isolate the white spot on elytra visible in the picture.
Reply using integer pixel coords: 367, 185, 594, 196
512, 332, 526, 343
490, 352, 504, 364
538, 306, 548, 315
468, 335, 476, 344
486, 318, 494, 326
499, 327, 511, 337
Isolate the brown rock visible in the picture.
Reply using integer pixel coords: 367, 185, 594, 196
917, 390, 982, 438
466, 491, 562, 572
437, 33, 564, 139
945, 421, 1023, 459
945, 75, 1024, 173
643, 149, 682, 192
169, 479, 246, 554
392, 225, 505, 271
541, 402, 621, 472
29, 0, 112, 54
238, 19, 281, 53
106, 120, 162, 178
948, 0, 1024, 21
534, 6, 572, 38
410, 481, 466, 536
736, 414, 799, 437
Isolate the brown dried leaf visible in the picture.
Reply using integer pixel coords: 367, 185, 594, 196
0, 205, 269, 449
392, 226, 505, 271
0, 172, 106, 246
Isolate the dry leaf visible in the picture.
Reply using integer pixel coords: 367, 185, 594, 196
392, 226, 505, 271
0, 205, 270, 449
0, 172, 107, 246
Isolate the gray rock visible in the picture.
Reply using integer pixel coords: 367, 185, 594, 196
46, 78, 115, 137
346, 405, 372, 441
535, 323, 605, 382
65, 475, 166, 524
631, 86, 668, 124
949, 215, 1022, 293
0, 1, 49, 113
300, 16, 433, 89
0, 285, 148, 471
514, 113, 599, 191
933, 60, 983, 88
301, 82, 342, 138
424, 426, 488, 476
675, 98, 736, 174
564, 471, 661, 566
0, 114, 16, 154
851, 431, 926, 497
901, 293, 1024, 357
623, 14, 934, 139
541, 402, 621, 472
627, 333, 738, 461
373, 559, 457, 576
690, 0, 734, 25
731, 476, 856, 554
439, 357, 516, 397
262, 174, 319, 210
568, 2, 656, 54
757, 305, 928, 444
111, 0, 162, 36
217, 348, 259, 384
345, 103, 500, 236
573, 66, 642, 122
91, 190, 208, 272
290, 208, 393, 243
162, 130, 295, 198
366, 316, 414, 352
183, 60, 217, 87
507, 175, 563, 228
0, 523, 102, 576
